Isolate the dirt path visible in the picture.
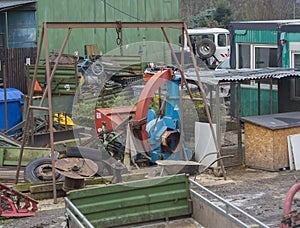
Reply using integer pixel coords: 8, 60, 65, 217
198, 166, 300, 227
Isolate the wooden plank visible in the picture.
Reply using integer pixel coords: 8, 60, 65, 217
244, 123, 274, 170
14, 182, 46, 193
85, 44, 99, 58
30, 182, 64, 193
273, 127, 300, 169
0, 148, 3, 166
27, 190, 66, 200
0, 146, 51, 167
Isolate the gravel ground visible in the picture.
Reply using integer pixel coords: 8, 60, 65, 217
1, 166, 299, 228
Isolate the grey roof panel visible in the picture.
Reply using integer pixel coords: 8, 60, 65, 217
183, 68, 300, 85
0, 1, 36, 10
241, 111, 300, 130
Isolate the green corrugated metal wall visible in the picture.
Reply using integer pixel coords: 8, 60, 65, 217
36, 0, 180, 64
282, 32, 300, 68
235, 85, 278, 117
235, 30, 278, 44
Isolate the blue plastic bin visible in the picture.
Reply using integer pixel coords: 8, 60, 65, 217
0, 88, 24, 135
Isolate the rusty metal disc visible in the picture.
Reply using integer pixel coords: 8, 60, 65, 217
55, 157, 98, 179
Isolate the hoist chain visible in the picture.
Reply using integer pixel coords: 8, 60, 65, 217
116, 21, 122, 46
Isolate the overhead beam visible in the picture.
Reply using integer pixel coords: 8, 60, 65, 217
43, 21, 185, 29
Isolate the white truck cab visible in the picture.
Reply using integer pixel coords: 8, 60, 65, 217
179, 27, 230, 68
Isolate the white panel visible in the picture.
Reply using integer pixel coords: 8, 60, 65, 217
288, 135, 295, 170
288, 134, 300, 170
289, 42, 300, 51
194, 122, 217, 167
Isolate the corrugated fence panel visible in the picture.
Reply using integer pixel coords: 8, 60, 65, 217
6, 47, 37, 93
235, 30, 278, 44
26, 64, 81, 95
66, 174, 191, 228
234, 85, 278, 117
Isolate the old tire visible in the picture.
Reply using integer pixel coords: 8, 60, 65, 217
24, 158, 65, 183
196, 38, 216, 59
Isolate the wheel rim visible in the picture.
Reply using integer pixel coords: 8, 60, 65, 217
34, 163, 59, 181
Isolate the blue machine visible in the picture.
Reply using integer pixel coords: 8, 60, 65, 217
145, 76, 192, 162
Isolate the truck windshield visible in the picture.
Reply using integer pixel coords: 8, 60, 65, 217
189, 34, 214, 43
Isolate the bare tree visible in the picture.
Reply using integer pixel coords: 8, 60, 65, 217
180, 0, 296, 23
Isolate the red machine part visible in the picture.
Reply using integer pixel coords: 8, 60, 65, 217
281, 183, 300, 228
0, 183, 38, 217
94, 69, 174, 153
134, 68, 174, 152
95, 106, 136, 133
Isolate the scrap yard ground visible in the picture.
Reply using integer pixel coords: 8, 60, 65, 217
1, 165, 299, 228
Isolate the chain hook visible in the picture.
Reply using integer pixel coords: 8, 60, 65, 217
116, 21, 122, 46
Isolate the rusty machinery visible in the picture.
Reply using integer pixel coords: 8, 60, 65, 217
94, 68, 193, 165
55, 157, 98, 191
0, 183, 38, 218
17, 22, 224, 204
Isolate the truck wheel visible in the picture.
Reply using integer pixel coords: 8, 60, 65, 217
24, 158, 64, 183
196, 38, 216, 59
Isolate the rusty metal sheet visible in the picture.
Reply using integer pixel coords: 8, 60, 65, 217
55, 158, 98, 179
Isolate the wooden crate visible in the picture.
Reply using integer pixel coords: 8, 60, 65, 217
84, 44, 99, 58
244, 122, 300, 171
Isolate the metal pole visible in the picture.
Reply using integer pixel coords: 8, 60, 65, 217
269, 78, 273, 114
3, 64, 7, 132
294, 0, 296, 19
15, 24, 45, 183
3, 12, 8, 132
160, 27, 193, 98
183, 24, 227, 180
237, 82, 243, 165
258, 81, 261, 115
44, 24, 57, 204
40, 27, 72, 105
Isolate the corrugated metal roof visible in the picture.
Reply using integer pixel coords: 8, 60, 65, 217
0, 1, 36, 11
184, 68, 300, 85
229, 19, 300, 31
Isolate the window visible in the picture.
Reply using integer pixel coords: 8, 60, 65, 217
255, 47, 278, 68
290, 53, 300, 100
189, 34, 214, 43
238, 44, 250, 68
217, 34, 226, 47
292, 53, 300, 69
290, 78, 300, 101
236, 43, 278, 69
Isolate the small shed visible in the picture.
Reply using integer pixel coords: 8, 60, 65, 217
0, 0, 37, 93
186, 68, 300, 170
242, 112, 300, 171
